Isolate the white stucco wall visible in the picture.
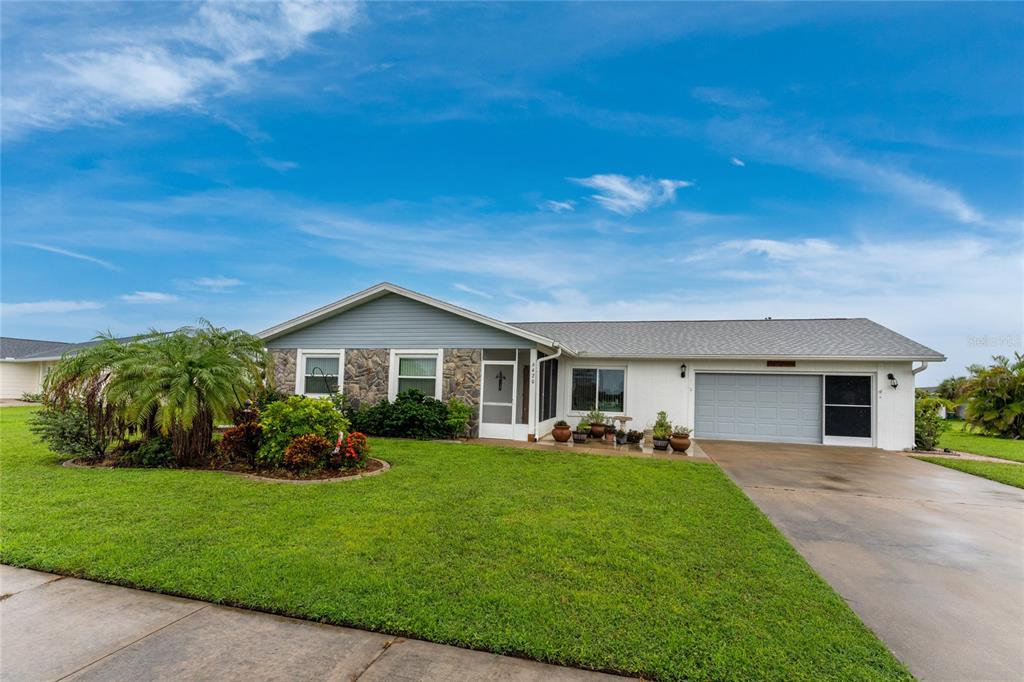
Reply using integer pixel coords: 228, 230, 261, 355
0, 361, 51, 400
550, 356, 917, 450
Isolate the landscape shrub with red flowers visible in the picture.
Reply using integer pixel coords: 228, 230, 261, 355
331, 431, 370, 469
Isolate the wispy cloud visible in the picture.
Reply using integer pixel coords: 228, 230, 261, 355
1, 300, 104, 315
721, 238, 838, 260
692, 86, 768, 110
15, 242, 120, 271
452, 283, 493, 299
189, 276, 243, 292
540, 199, 575, 213
3, 1, 362, 137
120, 291, 180, 303
730, 157, 745, 167
569, 174, 693, 215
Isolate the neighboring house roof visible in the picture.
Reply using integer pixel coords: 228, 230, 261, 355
0, 335, 140, 362
512, 318, 945, 361
258, 282, 567, 351
0, 337, 76, 361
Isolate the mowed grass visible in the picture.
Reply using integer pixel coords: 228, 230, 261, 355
939, 420, 1024, 463
0, 407, 908, 680
914, 457, 1024, 489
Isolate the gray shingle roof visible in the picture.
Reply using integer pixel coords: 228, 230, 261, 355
511, 318, 944, 360
0, 337, 76, 360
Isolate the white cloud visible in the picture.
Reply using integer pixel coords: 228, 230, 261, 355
1, 300, 104, 315
721, 238, 838, 260
190, 276, 243, 292
730, 157, 745, 167
540, 199, 575, 213
120, 291, 180, 303
569, 174, 693, 215
452, 283, 493, 299
15, 242, 120, 271
3, 1, 362, 137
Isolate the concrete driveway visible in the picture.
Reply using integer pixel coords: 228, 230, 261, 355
704, 439, 1024, 682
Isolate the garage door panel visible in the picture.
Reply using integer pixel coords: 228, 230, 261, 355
696, 373, 822, 444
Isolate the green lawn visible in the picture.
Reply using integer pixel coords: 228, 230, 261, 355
0, 407, 908, 680
938, 420, 1024, 463
914, 457, 1024, 489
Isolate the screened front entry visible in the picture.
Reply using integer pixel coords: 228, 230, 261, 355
479, 349, 530, 439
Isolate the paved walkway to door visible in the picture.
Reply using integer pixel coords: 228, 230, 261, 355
703, 439, 1024, 682
0, 565, 630, 682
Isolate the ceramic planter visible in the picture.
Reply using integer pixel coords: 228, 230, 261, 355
669, 435, 691, 452
590, 423, 606, 438
552, 425, 572, 443
572, 430, 589, 444
652, 438, 670, 451
615, 432, 627, 445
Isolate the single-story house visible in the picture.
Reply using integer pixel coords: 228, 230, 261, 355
261, 282, 945, 450
0, 338, 72, 399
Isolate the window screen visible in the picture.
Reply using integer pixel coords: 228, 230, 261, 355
824, 375, 871, 438
304, 356, 339, 394
397, 356, 437, 396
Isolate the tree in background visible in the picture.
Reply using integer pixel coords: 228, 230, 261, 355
962, 353, 1024, 439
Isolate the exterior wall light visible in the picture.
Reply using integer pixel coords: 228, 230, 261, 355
680, 364, 687, 378
887, 373, 898, 389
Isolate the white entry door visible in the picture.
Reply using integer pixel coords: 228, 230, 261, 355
479, 360, 516, 439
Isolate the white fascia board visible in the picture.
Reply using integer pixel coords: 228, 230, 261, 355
572, 352, 947, 362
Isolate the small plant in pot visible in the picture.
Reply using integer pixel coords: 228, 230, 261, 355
585, 411, 606, 437
669, 426, 692, 453
615, 429, 627, 445
552, 420, 572, 443
573, 421, 590, 444
651, 411, 672, 450
626, 429, 643, 444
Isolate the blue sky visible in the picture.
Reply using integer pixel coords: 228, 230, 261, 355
2, 1, 1021, 384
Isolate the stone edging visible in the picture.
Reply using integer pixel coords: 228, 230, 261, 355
62, 457, 392, 483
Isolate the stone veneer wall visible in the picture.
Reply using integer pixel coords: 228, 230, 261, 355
344, 348, 390, 409
443, 348, 482, 437
269, 348, 297, 394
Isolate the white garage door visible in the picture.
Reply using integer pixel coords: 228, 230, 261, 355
695, 373, 822, 444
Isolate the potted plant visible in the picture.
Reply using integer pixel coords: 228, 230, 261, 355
604, 421, 617, 440
669, 426, 692, 453
552, 420, 572, 443
573, 421, 590, 444
615, 429, 627, 445
651, 411, 672, 451
585, 410, 606, 438
626, 430, 643, 444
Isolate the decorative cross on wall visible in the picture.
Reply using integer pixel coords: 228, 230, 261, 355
495, 370, 507, 391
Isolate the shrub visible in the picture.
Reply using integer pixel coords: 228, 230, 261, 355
915, 390, 951, 450
331, 432, 370, 468
652, 411, 672, 439
28, 403, 105, 459
446, 397, 473, 438
231, 403, 261, 426
283, 434, 333, 471
20, 392, 42, 403
219, 422, 263, 466
347, 389, 450, 439
114, 437, 175, 468
575, 421, 590, 432
963, 353, 1024, 439
258, 396, 349, 468
584, 410, 605, 426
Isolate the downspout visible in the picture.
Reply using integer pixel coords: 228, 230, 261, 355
912, 362, 928, 375
532, 345, 563, 441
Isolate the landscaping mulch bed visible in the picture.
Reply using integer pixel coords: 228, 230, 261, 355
63, 456, 390, 481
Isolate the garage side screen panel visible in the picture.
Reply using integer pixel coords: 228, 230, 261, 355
824, 375, 872, 438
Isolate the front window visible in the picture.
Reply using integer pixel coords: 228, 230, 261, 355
397, 356, 438, 396
571, 367, 625, 413
302, 355, 340, 395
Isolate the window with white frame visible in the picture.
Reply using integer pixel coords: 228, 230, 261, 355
297, 350, 344, 396
571, 367, 625, 413
390, 349, 443, 400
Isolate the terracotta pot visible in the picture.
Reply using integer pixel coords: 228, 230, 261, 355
590, 423, 606, 438
552, 425, 572, 443
652, 438, 669, 451
669, 435, 691, 452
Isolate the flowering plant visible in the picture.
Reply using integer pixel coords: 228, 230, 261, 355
331, 431, 370, 468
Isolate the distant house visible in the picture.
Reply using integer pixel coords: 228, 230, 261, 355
0, 336, 136, 400
260, 282, 946, 450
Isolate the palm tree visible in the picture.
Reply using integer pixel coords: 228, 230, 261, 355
105, 321, 270, 465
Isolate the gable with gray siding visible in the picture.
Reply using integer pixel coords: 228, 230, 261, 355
266, 293, 535, 349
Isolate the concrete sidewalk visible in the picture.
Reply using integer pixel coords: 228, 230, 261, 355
0, 565, 630, 681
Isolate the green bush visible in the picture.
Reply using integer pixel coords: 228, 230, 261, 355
915, 390, 950, 450
27, 403, 105, 459
258, 396, 349, 468
114, 437, 175, 468
446, 397, 473, 438
964, 353, 1024, 439
283, 433, 333, 471
347, 389, 450, 439
652, 411, 672, 439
